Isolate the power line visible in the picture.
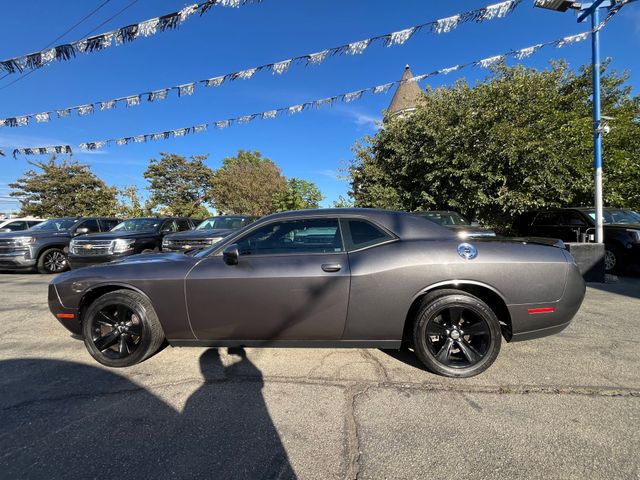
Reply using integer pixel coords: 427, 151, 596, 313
0, 0, 114, 90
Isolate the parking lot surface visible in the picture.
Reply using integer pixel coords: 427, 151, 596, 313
0, 273, 638, 479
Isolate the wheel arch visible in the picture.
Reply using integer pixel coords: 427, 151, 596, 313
403, 281, 513, 342
36, 243, 69, 258
78, 283, 152, 324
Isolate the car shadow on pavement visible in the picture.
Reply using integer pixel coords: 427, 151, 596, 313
0, 348, 296, 479
588, 271, 640, 300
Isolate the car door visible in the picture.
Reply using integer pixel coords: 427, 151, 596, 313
185, 217, 351, 341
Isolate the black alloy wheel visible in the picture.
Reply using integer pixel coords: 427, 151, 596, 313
604, 245, 623, 274
37, 248, 68, 274
82, 289, 165, 367
413, 290, 502, 377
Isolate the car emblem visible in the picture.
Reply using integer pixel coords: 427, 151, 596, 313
457, 242, 477, 260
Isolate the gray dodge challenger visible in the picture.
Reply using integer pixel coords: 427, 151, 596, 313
49, 209, 585, 377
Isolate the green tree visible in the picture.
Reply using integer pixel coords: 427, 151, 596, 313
144, 153, 214, 218
211, 150, 287, 216
116, 185, 149, 218
273, 178, 324, 212
349, 61, 640, 231
332, 195, 354, 208
9, 157, 119, 217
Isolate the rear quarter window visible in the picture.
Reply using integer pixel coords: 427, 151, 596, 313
341, 218, 394, 251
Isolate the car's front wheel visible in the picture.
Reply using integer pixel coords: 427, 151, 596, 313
82, 289, 165, 367
37, 248, 69, 274
413, 290, 502, 377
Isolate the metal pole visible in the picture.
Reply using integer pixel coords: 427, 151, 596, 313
591, 7, 604, 243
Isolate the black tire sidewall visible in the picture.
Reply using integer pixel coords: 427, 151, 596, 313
82, 291, 159, 368
413, 293, 502, 378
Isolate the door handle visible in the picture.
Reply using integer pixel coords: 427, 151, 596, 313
321, 263, 341, 272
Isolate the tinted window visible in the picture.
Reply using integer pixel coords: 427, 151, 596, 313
341, 219, 394, 251
27, 221, 43, 228
177, 219, 192, 231
197, 217, 251, 230
161, 220, 178, 233
236, 219, 343, 255
100, 219, 120, 231
31, 218, 77, 231
112, 218, 162, 232
77, 219, 100, 233
418, 212, 469, 226
6, 221, 27, 231
560, 211, 587, 226
532, 212, 561, 226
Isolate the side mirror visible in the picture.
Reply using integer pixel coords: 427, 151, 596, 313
222, 244, 239, 266
161, 228, 173, 234
75, 227, 90, 235
470, 221, 480, 227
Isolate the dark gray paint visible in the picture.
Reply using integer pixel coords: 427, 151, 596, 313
49, 209, 585, 347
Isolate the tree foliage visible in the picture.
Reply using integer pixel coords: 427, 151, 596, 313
116, 185, 149, 218
211, 150, 287, 216
349, 61, 640, 231
273, 178, 323, 212
144, 153, 214, 218
9, 158, 119, 217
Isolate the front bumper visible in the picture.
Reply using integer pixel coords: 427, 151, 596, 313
623, 244, 640, 266
68, 252, 133, 269
48, 283, 81, 335
0, 249, 36, 269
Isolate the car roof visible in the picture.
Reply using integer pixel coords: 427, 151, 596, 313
254, 208, 455, 240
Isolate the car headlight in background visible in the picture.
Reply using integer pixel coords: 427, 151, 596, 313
14, 236, 36, 245
112, 238, 136, 254
207, 237, 224, 245
627, 229, 640, 244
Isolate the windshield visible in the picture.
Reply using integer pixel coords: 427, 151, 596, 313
586, 209, 640, 225
30, 218, 77, 231
196, 217, 249, 231
112, 218, 161, 232
418, 212, 470, 226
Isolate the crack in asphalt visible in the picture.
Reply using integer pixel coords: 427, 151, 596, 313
344, 383, 373, 480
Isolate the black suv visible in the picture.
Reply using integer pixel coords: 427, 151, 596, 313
0, 217, 119, 274
162, 215, 257, 253
68, 217, 196, 268
513, 207, 640, 273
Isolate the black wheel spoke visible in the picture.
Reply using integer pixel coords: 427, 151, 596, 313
125, 335, 136, 351
95, 331, 119, 351
435, 338, 454, 363
119, 335, 128, 356
446, 306, 464, 326
128, 324, 142, 336
116, 305, 129, 322
98, 311, 117, 326
462, 322, 487, 337
426, 322, 448, 336
456, 339, 482, 364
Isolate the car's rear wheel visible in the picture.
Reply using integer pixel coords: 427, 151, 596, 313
37, 248, 69, 274
82, 289, 165, 367
604, 245, 624, 274
413, 290, 501, 377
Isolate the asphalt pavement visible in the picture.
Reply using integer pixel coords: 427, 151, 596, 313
0, 273, 638, 479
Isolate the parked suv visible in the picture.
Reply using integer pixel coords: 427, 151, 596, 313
513, 207, 640, 273
0, 217, 45, 233
68, 217, 196, 268
0, 217, 118, 273
162, 215, 257, 253
414, 210, 496, 238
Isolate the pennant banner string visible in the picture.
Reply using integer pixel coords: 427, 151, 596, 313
8, 31, 591, 159
594, 0, 632, 32
0, 0, 523, 128
0, 0, 262, 76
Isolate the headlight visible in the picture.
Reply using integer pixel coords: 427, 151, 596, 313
14, 236, 36, 245
207, 237, 224, 245
627, 229, 640, 243
112, 238, 136, 254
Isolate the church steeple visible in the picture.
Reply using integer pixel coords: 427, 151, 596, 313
387, 64, 423, 118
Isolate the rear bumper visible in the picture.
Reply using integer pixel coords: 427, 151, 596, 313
48, 283, 81, 335
0, 250, 36, 269
508, 263, 586, 342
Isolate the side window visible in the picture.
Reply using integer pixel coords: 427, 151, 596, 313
77, 219, 100, 233
236, 219, 343, 255
341, 219, 394, 251
532, 212, 560, 226
100, 219, 119, 231
560, 212, 587, 226
28, 221, 42, 228
161, 220, 178, 233
177, 219, 192, 231
7, 221, 27, 231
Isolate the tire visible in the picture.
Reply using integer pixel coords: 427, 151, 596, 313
82, 289, 165, 368
37, 248, 69, 274
413, 290, 502, 378
604, 245, 624, 274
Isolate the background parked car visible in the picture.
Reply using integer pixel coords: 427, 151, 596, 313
162, 215, 257, 253
0, 217, 45, 233
414, 210, 496, 238
512, 207, 640, 273
68, 217, 197, 268
0, 217, 118, 273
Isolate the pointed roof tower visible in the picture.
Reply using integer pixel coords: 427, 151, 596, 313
387, 65, 423, 118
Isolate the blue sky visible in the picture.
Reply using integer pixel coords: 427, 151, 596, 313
1, 0, 639, 213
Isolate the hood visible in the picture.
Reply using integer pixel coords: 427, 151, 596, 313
75, 230, 158, 241
0, 229, 70, 239
605, 223, 640, 230
111, 251, 195, 265
164, 228, 235, 240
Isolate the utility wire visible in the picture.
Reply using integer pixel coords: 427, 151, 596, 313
0, 0, 123, 92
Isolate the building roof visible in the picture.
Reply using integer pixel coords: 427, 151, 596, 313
387, 65, 423, 116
